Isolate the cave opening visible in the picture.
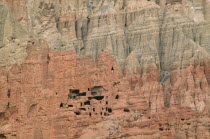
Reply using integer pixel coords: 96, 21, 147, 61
91, 92, 97, 96
159, 128, 164, 131
7, 89, 11, 98
93, 96, 104, 100
68, 105, 73, 107
70, 89, 79, 94
91, 86, 103, 91
84, 101, 90, 105
80, 108, 86, 111
74, 112, 80, 115
7, 102, 10, 108
124, 109, 130, 112
108, 108, 112, 113
60, 103, 64, 108
69, 89, 80, 99
78, 92, 86, 96
0, 134, 6, 139
111, 66, 114, 71
115, 95, 119, 99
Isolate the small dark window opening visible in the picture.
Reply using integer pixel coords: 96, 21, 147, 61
93, 108, 95, 111
159, 128, 164, 131
102, 108, 104, 110
124, 109, 130, 112
74, 112, 80, 115
181, 118, 185, 121
7, 89, 11, 98
55, 92, 57, 95
69, 89, 80, 99
106, 107, 108, 111
68, 105, 73, 107
84, 101, 90, 105
88, 88, 90, 91
111, 66, 114, 71
148, 117, 151, 119
7, 102, 10, 108
187, 123, 191, 125
100, 112, 102, 115
70, 89, 79, 94
115, 95, 119, 99
78, 92, 86, 96
0, 134, 6, 138
88, 97, 93, 100
89, 113, 92, 117
60, 103, 64, 108
106, 101, 108, 104
91, 92, 97, 96
81, 103, 83, 106
79, 108, 86, 111
108, 108, 112, 113
93, 96, 104, 100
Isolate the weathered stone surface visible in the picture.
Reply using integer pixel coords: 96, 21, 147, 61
0, 0, 210, 138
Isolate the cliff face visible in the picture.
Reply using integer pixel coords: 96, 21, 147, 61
0, 0, 210, 138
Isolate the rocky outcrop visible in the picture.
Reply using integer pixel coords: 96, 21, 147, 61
0, 0, 210, 138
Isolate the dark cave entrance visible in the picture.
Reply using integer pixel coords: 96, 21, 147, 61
115, 95, 119, 99
84, 101, 90, 105
0, 134, 7, 139
60, 103, 64, 108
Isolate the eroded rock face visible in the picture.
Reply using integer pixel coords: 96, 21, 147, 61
0, 0, 210, 138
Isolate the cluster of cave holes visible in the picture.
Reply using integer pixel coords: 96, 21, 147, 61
85, 105, 113, 117
158, 123, 172, 132
59, 88, 114, 117
157, 119, 190, 131
59, 87, 131, 117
